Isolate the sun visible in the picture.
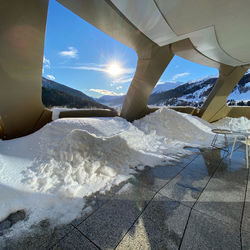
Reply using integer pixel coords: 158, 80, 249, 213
106, 62, 123, 77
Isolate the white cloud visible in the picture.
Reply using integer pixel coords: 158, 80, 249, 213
111, 77, 133, 85
172, 72, 190, 81
65, 63, 135, 88
156, 79, 181, 86
156, 80, 165, 86
59, 47, 78, 58
69, 63, 135, 76
121, 68, 135, 75
89, 89, 124, 96
116, 86, 122, 90
47, 74, 55, 80
43, 56, 50, 69
71, 64, 107, 72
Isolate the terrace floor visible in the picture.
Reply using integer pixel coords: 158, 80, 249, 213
1, 143, 250, 250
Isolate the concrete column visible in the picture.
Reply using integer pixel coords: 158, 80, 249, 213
200, 65, 247, 122
0, 0, 49, 139
121, 45, 174, 121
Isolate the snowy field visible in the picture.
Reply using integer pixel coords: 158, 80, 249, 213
0, 107, 249, 238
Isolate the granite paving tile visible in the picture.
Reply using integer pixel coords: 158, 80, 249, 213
241, 169, 250, 232
52, 229, 98, 250
194, 156, 248, 227
117, 193, 190, 250
42, 223, 75, 249
75, 183, 155, 249
185, 149, 222, 175
0, 220, 63, 250
180, 209, 241, 250
242, 230, 250, 250
131, 153, 199, 192
159, 163, 211, 207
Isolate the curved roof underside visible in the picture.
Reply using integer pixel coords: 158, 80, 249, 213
111, 0, 250, 67
57, 0, 250, 68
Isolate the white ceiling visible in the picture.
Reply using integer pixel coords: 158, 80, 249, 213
111, 0, 250, 67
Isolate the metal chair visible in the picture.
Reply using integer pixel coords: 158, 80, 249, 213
211, 129, 232, 152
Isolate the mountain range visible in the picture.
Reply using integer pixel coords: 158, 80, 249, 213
42, 77, 109, 109
97, 73, 250, 107
42, 73, 250, 110
95, 81, 182, 106
149, 73, 250, 107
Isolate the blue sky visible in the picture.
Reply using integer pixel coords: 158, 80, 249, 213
43, 0, 218, 98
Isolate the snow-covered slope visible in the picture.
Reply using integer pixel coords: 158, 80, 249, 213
149, 73, 250, 107
152, 81, 183, 94
0, 107, 249, 240
228, 82, 250, 102
149, 76, 217, 106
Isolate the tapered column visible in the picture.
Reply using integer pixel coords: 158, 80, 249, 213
121, 45, 174, 121
200, 65, 247, 122
0, 0, 49, 139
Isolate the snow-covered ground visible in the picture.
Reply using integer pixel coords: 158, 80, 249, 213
212, 116, 250, 131
227, 82, 250, 101
179, 84, 211, 103
0, 108, 249, 239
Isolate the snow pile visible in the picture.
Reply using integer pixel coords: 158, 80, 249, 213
23, 128, 167, 199
23, 115, 187, 200
1, 108, 248, 239
134, 108, 215, 147
0, 114, 183, 237
0, 184, 83, 235
213, 116, 250, 131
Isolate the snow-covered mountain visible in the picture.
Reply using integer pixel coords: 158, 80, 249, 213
95, 74, 250, 108
96, 81, 182, 106
227, 81, 250, 104
149, 73, 250, 107
152, 81, 183, 94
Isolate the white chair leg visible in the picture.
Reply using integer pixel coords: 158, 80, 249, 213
246, 144, 249, 169
230, 136, 237, 159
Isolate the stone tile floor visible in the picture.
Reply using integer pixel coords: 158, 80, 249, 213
1, 143, 249, 250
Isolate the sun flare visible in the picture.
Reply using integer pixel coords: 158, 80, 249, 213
106, 62, 123, 77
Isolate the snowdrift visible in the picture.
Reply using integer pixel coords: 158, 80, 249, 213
213, 116, 250, 131
134, 108, 215, 147
0, 107, 249, 238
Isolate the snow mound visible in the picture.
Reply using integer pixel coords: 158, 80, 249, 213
213, 116, 250, 131
0, 184, 83, 235
134, 108, 215, 147
23, 129, 166, 198
0, 115, 184, 238
3, 108, 245, 239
